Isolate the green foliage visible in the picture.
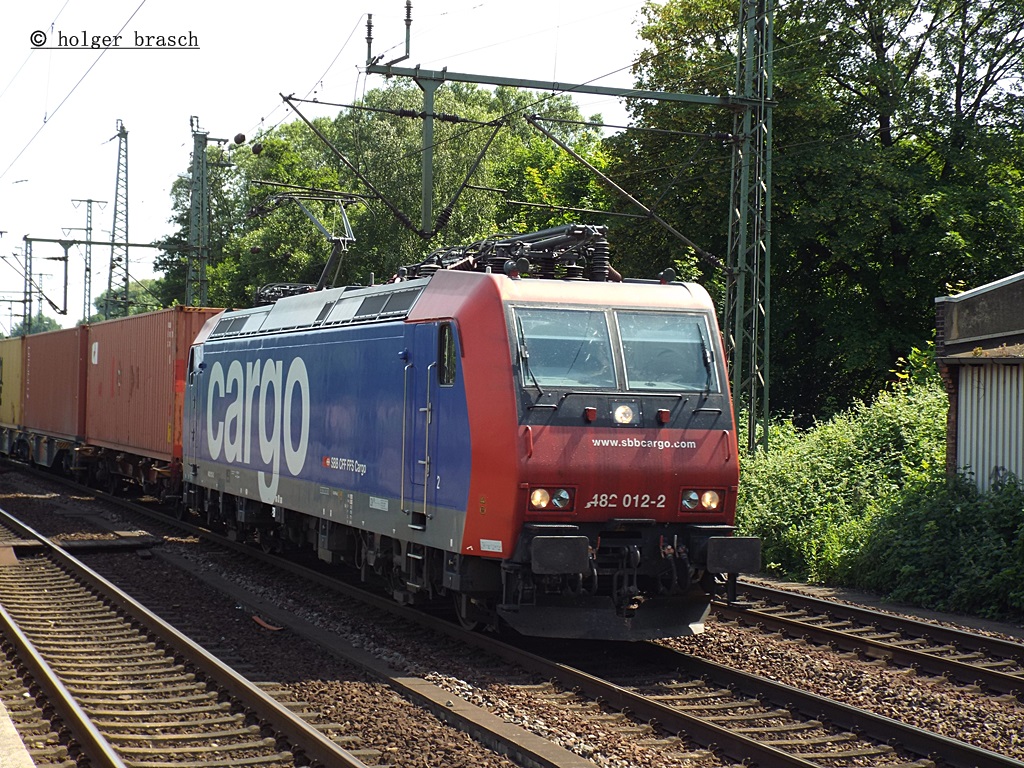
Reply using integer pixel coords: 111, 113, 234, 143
737, 346, 947, 582
852, 474, 1024, 619
495, 131, 614, 234
150, 82, 609, 309
617, 0, 1024, 424
738, 345, 1024, 621
88, 279, 162, 321
6, 312, 61, 337
152, 140, 246, 309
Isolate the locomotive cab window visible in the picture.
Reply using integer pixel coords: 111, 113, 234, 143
187, 346, 204, 374
513, 307, 616, 389
438, 323, 457, 387
617, 311, 719, 392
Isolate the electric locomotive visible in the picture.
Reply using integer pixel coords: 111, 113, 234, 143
182, 225, 760, 639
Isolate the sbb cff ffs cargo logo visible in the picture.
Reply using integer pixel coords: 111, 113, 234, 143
205, 357, 311, 503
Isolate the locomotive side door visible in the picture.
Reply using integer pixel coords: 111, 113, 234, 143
403, 323, 439, 530
184, 346, 203, 476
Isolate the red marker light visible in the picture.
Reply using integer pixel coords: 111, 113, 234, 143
657, 409, 671, 424
583, 406, 597, 422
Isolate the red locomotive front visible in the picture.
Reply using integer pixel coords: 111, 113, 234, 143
420, 263, 760, 639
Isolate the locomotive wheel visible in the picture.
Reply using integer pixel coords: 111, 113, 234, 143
453, 593, 483, 632
257, 527, 282, 554
204, 505, 221, 531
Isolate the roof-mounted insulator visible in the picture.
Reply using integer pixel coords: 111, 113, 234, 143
504, 257, 530, 279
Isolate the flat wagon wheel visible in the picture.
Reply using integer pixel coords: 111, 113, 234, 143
105, 469, 120, 496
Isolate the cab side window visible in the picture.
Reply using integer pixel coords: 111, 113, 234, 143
439, 323, 457, 386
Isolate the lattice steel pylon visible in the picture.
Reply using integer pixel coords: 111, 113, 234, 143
23, 242, 33, 333
724, 0, 773, 452
359, 1, 773, 450
105, 120, 130, 319
71, 198, 105, 322
186, 117, 210, 307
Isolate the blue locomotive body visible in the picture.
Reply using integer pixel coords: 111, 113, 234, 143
184, 280, 474, 559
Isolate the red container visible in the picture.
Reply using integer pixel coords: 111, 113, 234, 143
22, 327, 88, 439
85, 307, 223, 461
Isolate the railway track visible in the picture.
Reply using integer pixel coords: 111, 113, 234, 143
4, 467, 1024, 767
0, 485, 573, 768
0, 507, 377, 768
715, 582, 1024, 699
0, 517, 30, 545
0, 637, 74, 767
82, 507, 1024, 768
457, 627, 1022, 768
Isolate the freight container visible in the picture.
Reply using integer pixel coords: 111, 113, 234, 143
85, 307, 223, 461
23, 327, 88, 438
0, 336, 25, 457
0, 336, 24, 428
21, 326, 89, 467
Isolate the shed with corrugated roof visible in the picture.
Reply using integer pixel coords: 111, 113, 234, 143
935, 272, 1024, 491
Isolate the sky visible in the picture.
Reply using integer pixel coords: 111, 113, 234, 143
0, 0, 649, 332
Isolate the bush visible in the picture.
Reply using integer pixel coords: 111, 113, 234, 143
735, 345, 1024, 621
737, 368, 946, 583
853, 475, 1024, 618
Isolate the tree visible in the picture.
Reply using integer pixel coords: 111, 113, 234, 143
88, 279, 163, 322
7, 312, 61, 336
612, 0, 1024, 422
152, 141, 246, 308
150, 83, 611, 310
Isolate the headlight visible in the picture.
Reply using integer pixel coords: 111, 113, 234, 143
529, 487, 574, 511
701, 490, 721, 510
551, 488, 571, 508
613, 404, 635, 424
681, 489, 722, 511
530, 488, 551, 508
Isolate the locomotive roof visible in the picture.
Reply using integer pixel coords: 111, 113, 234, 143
203, 278, 430, 341
199, 270, 714, 344
406, 270, 713, 322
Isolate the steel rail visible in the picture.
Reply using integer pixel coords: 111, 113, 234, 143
633, 641, 1024, 768
82, 490, 794, 767
0, 599, 127, 768
74, 491, 1024, 768
0, 476, 600, 768
9, 468, 1023, 768
0, 507, 372, 768
149, 522, 932, 768
734, 582, 1024, 656
720, 583, 1024, 696
177, 524, 1024, 768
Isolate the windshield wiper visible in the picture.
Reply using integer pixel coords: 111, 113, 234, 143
698, 329, 714, 395
515, 314, 545, 396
